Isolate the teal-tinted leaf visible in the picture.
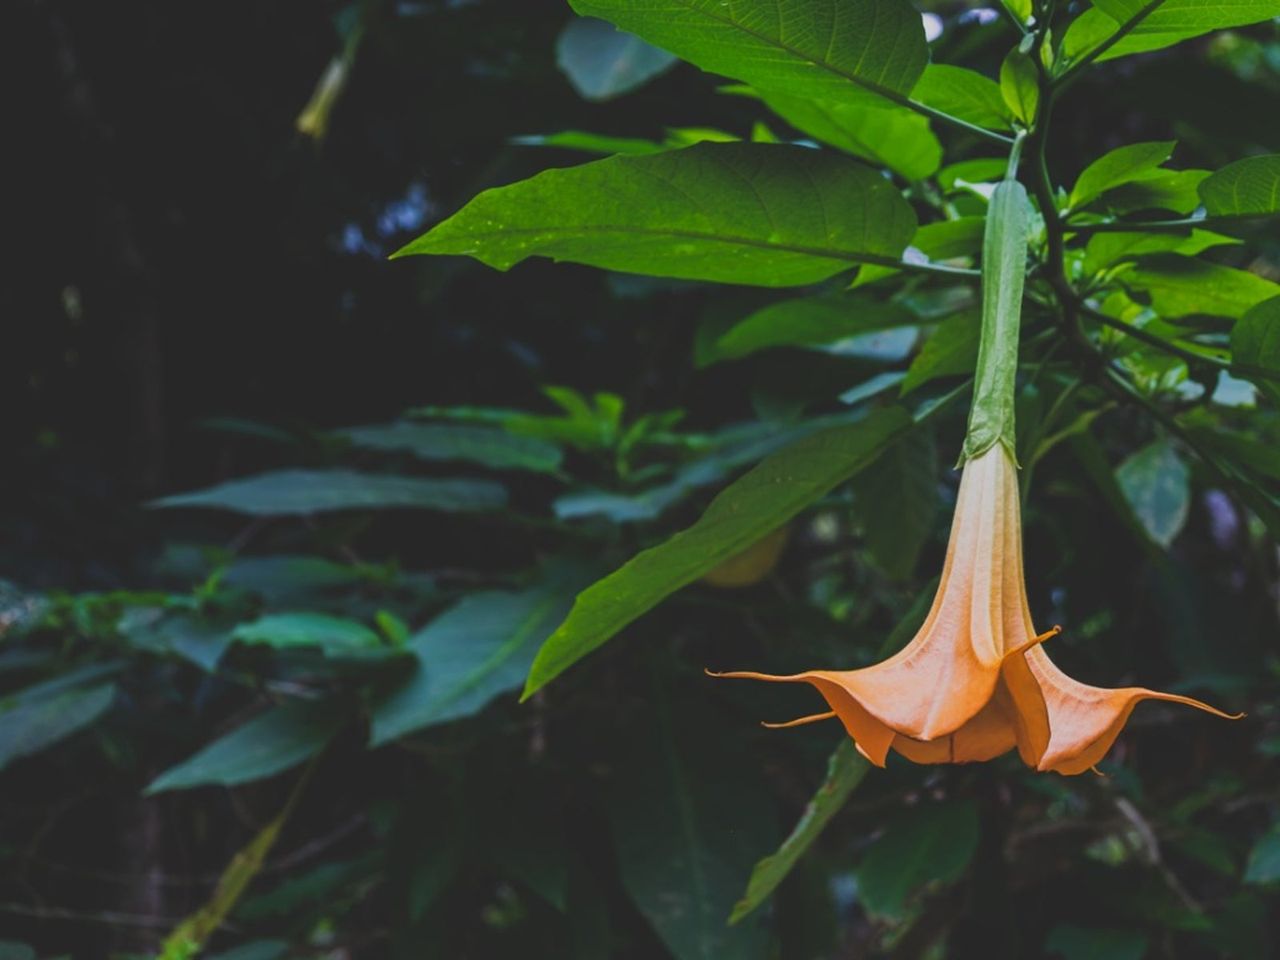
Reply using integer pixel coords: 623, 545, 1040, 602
1244, 823, 1280, 884
231, 612, 384, 657
900, 310, 979, 394
513, 130, 666, 156
1045, 924, 1149, 960
556, 17, 677, 101
146, 700, 342, 793
524, 407, 911, 696
395, 143, 916, 287
1116, 438, 1190, 548
1231, 296, 1280, 402
0, 682, 116, 772
1123, 254, 1280, 319
729, 740, 868, 924
1083, 229, 1240, 275
0, 945, 36, 960
856, 798, 980, 920
611, 695, 771, 960
569, 0, 928, 109
221, 555, 368, 604
1199, 155, 1280, 217
370, 579, 577, 744
1089, 0, 1280, 62
1069, 141, 1175, 211
710, 295, 915, 362
912, 64, 1013, 132
999, 49, 1039, 126
340, 422, 563, 473
852, 425, 937, 579
151, 469, 507, 516
753, 91, 941, 180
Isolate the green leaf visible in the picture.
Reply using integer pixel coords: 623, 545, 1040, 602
910, 65, 1014, 132
729, 739, 868, 924
1244, 823, 1280, 884
1123, 254, 1280, 319
1231, 296, 1280, 402
1069, 141, 1175, 211
999, 49, 1039, 126
340, 422, 564, 473
205, 941, 290, 960
1001, 0, 1033, 25
1084, 0, 1280, 62
752, 91, 941, 180
146, 700, 342, 793
709, 295, 915, 362
1045, 924, 1149, 960
151, 469, 507, 516
514, 130, 666, 156
852, 425, 937, 578
523, 407, 911, 697
0, 682, 116, 773
901, 310, 980, 395
1116, 438, 1190, 548
1105, 168, 1209, 215
395, 142, 916, 287
849, 216, 985, 289
1199, 155, 1280, 217
610, 693, 771, 960
370, 579, 578, 744
556, 17, 677, 101
1082, 229, 1240, 275
856, 798, 980, 920
231, 612, 384, 657
568, 0, 928, 109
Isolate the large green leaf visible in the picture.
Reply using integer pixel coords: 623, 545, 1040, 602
1068, 141, 1175, 211
0, 682, 116, 773
1199, 155, 1280, 217
370, 579, 577, 745
146, 700, 343, 793
1123, 255, 1280, 320
856, 798, 980, 920
567, 0, 928, 109
523, 406, 911, 697
610, 694, 771, 960
752, 91, 941, 180
1067, 1, 1280, 63
852, 424, 937, 579
911, 64, 1013, 132
1231, 296, 1280, 403
729, 740, 868, 924
709, 295, 916, 362
394, 143, 916, 287
556, 17, 677, 101
340, 422, 563, 473
1116, 438, 1190, 549
151, 469, 507, 516
231, 612, 385, 657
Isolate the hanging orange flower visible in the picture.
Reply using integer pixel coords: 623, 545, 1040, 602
711, 442, 1058, 768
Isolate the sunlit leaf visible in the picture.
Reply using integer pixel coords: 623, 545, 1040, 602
1069, 141, 1175, 211
1066, 1, 1280, 63
1122, 254, 1280, 319
1199, 155, 1280, 217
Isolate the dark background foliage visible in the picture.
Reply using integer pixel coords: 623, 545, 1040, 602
3, 1, 1278, 958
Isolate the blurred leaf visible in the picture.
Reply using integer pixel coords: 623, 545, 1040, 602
147, 701, 342, 793
1231, 295, 1280, 402
513, 130, 666, 155
611, 693, 771, 960
729, 739, 868, 924
1045, 924, 1149, 960
912, 64, 1013, 131
709, 295, 916, 363
524, 407, 911, 697
1200, 154, 1280, 216
856, 798, 980, 920
220, 555, 369, 603
852, 425, 937, 578
232, 612, 385, 657
205, 942, 289, 960
1116, 438, 1191, 548
0, 682, 115, 773
237, 856, 377, 921
900, 310, 979, 394
340, 422, 563, 473
556, 17, 676, 101
370, 577, 578, 744
1244, 823, 1280, 884
1069, 141, 1174, 211
395, 143, 916, 287
152, 469, 507, 516
1123, 254, 1280, 319
568, 0, 927, 109
751, 90, 942, 180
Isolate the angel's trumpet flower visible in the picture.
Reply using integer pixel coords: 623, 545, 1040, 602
710, 443, 1056, 767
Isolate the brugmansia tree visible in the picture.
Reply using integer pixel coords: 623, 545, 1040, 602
5, 2, 1280, 958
